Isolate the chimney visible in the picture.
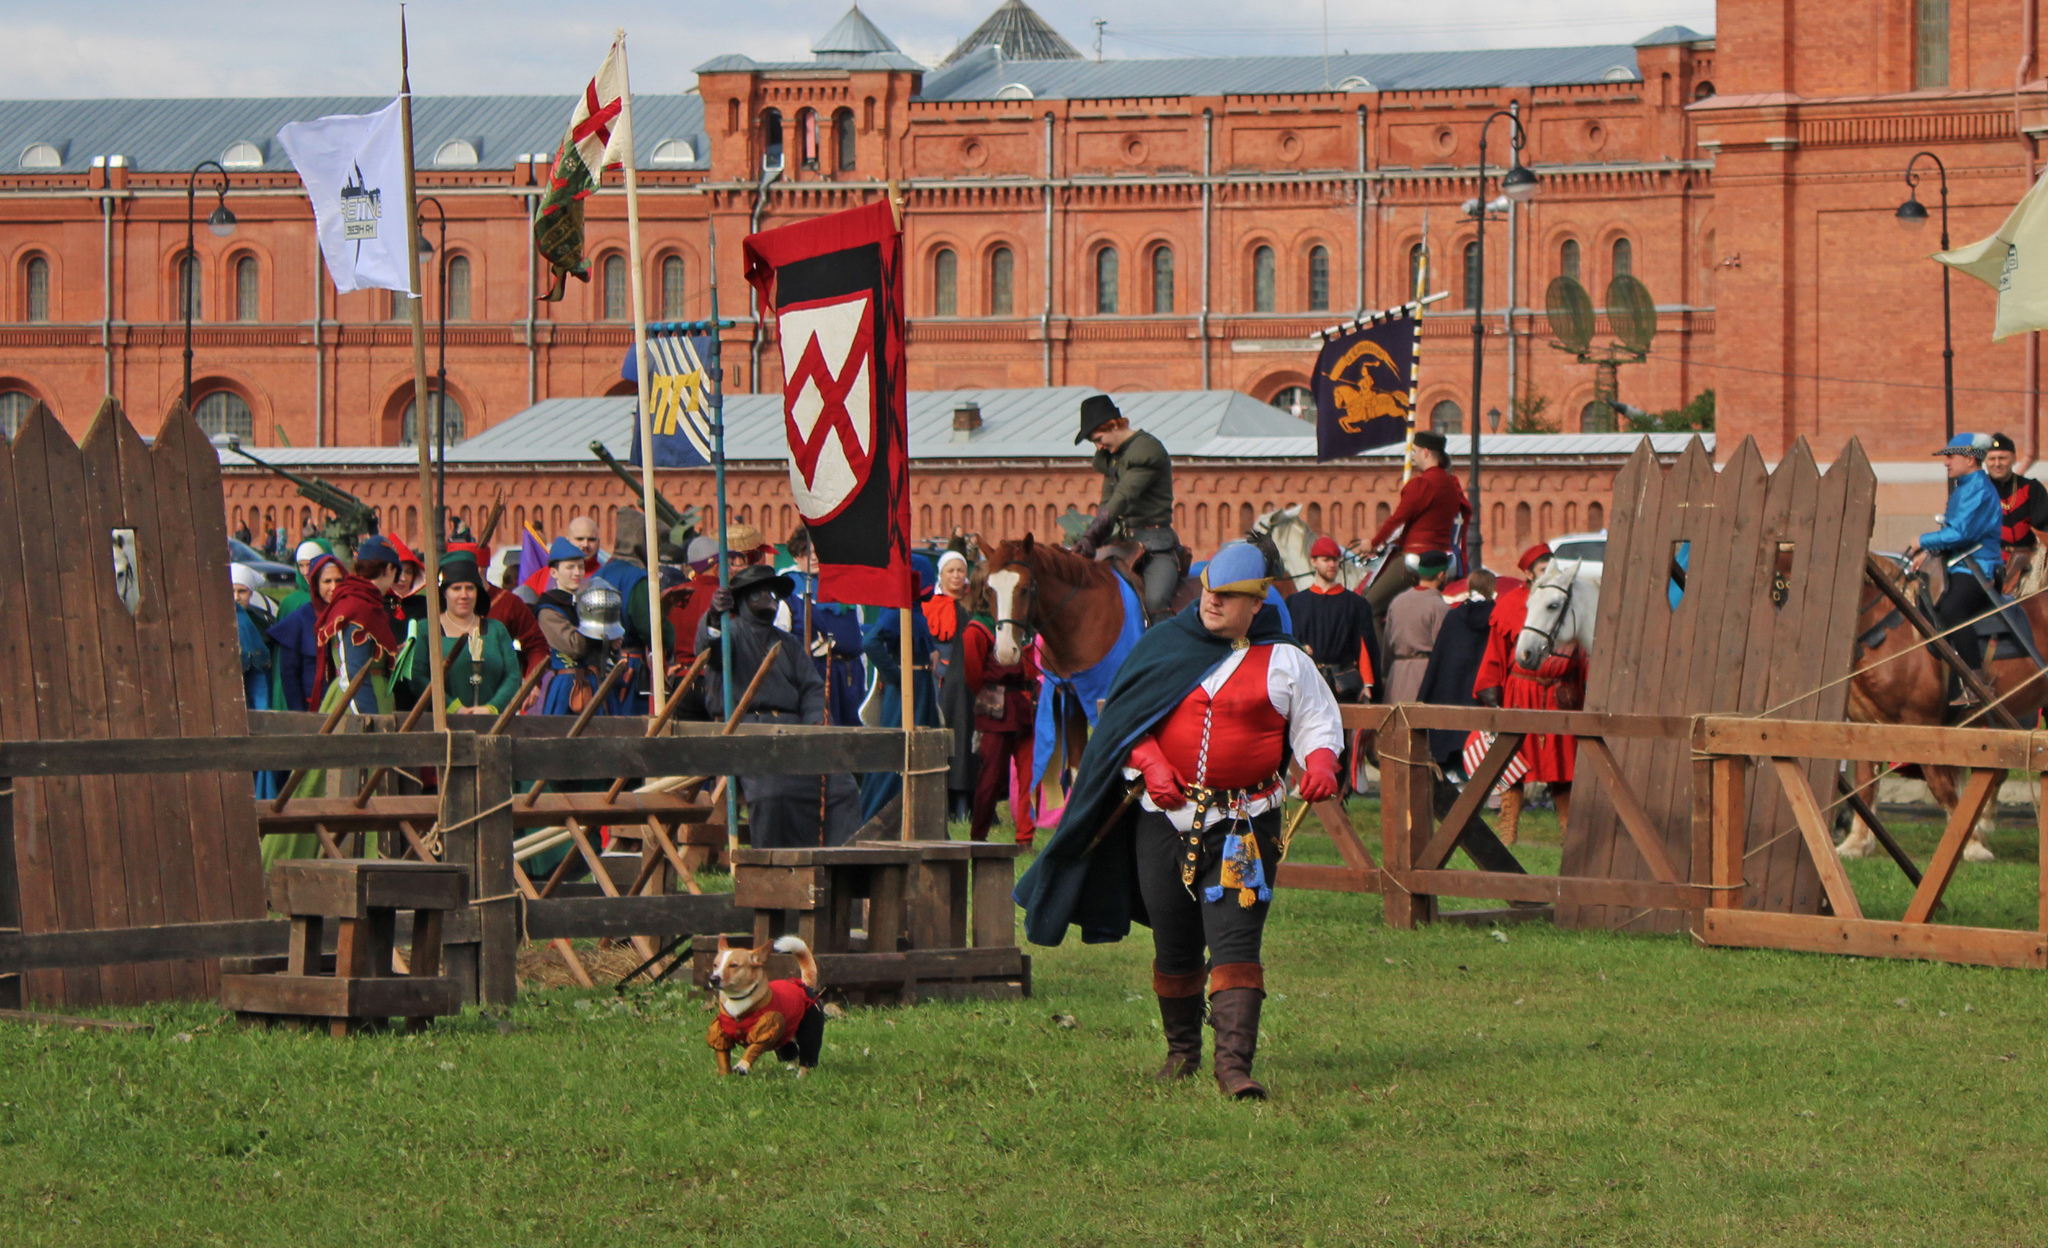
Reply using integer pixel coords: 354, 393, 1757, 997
950, 400, 982, 442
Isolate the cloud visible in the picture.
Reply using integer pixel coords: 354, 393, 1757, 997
0, 0, 1712, 97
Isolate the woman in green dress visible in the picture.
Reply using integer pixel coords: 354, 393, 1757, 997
403, 553, 521, 714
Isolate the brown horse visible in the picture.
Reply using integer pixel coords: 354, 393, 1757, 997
1841, 555, 2048, 862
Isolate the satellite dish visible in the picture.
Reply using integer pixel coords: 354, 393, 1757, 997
1606, 274, 1657, 355
1545, 276, 1594, 354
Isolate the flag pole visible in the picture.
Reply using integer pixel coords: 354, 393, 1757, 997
888, 182, 914, 839
399, 9, 448, 733
1402, 213, 1429, 487
708, 213, 738, 850
615, 29, 665, 716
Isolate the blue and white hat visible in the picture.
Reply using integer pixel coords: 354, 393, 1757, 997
1202, 542, 1272, 596
1934, 432, 1994, 459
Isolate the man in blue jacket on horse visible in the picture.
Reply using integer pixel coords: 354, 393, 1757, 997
1911, 432, 2005, 688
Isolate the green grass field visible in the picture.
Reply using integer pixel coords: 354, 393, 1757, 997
4, 802, 2048, 1247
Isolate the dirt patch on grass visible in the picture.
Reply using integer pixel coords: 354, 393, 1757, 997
516, 941, 687, 990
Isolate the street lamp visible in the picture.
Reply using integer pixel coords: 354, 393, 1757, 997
182, 161, 236, 414
417, 196, 449, 545
1466, 102, 1536, 574
1898, 151, 1953, 448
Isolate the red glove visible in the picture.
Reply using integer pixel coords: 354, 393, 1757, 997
1297, 748, 1341, 803
1127, 737, 1186, 810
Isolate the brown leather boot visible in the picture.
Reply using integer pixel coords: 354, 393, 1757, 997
1154, 967, 1206, 1080
1498, 786, 1523, 845
1208, 964, 1267, 1100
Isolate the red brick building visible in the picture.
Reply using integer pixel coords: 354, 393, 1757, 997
0, 1, 2041, 553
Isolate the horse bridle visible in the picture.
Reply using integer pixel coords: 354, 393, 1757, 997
1517, 572, 1578, 653
993, 558, 1086, 639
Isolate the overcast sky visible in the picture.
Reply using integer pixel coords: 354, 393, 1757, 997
0, 0, 1713, 97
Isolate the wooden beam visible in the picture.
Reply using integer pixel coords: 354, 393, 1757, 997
1769, 757, 1864, 921
1389, 708, 1694, 739
508, 727, 952, 783
1710, 756, 1747, 907
1271, 863, 1380, 893
1389, 869, 1709, 910
0, 733, 478, 778
1699, 908, 2047, 970
0, 918, 289, 973
1694, 716, 2035, 771
1902, 767, 2000, 925
1414, 733, 1525, 871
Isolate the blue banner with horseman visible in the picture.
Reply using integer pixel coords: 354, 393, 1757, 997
1312, 312, 1417, 462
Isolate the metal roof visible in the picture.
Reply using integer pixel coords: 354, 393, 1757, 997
920, 42, 1646, 101
941, 0, 1083, 67
1633, 25, 1711, 46
813, 6, 904, 59
214, 387, 1711, 468
695, 52, 926, 74
0, 95, 709, 175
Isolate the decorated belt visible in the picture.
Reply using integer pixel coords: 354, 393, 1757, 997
1178, 772, 1286, 890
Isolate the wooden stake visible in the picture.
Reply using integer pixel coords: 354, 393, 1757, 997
518, 659, 633, 809
268, 660, 375, 813
397, 10, 448, 734
602, 647, 714, 805
615, 29, 667, 716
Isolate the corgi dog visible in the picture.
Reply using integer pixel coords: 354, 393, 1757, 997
705, 935, 826, 1076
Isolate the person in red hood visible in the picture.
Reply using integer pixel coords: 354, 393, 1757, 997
316, 535, 404, 715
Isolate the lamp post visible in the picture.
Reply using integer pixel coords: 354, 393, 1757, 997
1897, 152, 1953, 447
182, 161, 236, 414
1465, 103, 1537, 574
417, 196, 449, 545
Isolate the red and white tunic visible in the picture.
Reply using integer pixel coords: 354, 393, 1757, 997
1132, 642, 1344, 830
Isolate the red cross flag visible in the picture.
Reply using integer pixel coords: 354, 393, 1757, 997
743, 201, 913, 608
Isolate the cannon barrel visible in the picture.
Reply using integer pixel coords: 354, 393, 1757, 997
224, 440, 379, 541
588, 440, 688, 534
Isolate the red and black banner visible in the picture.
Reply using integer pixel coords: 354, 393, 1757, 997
743, 201, 912, 609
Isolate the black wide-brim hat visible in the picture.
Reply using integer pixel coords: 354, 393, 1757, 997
729, 564, 794, 600
1075, 393, 1121, 444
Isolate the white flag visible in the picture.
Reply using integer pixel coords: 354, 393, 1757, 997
278, 98, 412, 295
1937, 165, 2048, 342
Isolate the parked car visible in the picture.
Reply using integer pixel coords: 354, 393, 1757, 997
229, 538, 298, 589
1545, 530, 1607, 577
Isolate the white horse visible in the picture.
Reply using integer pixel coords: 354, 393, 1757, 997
1514, 559, 1600, 671
1249, 505, 1371, 591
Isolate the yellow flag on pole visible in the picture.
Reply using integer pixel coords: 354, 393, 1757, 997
1936, 166, 2048, 341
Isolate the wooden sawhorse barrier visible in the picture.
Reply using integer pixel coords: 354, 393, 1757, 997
700, 841, 1029, 1004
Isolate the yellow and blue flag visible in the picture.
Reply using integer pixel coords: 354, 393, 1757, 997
623, 331, 715, 468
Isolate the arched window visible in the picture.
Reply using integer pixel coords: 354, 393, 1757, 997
651, 139, 696, 165
1095, 246, 1119, 315
1408, 243, 1426, 295
24, 256, 48, 323
1463, 241, 1483, 309
1253, 245, 1275, 312
1151, 245, 1174, 314
1581, 400, 1617, 433
1307, 245, 1330, 312
401, 391, 467, 447
1430, 399, 1463, 434
835, 109, 857, 171
661, 254, 686, 319
602, 254, 627, 320
761, 109, 784, 170
446, 255, 472, 321
1560, 238, 1582, 281
796, 108, 819, 169
1612, 237, 1633, 278
989, 247, 1014, 315
433, 140, 479, 168
933, 248, 958, 316
0, 390, 35, 438
1270, 386, 1313, 419
235, 256, 258, 322
178, 253, 201, 321
194, 391, 253, 440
